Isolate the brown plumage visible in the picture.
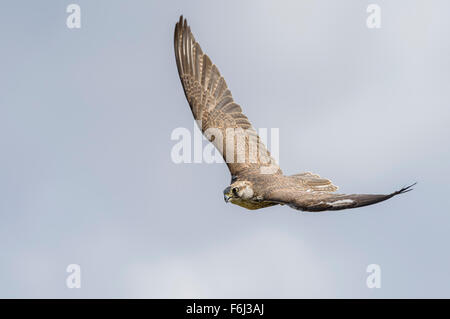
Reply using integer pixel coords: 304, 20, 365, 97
174, 16, 415, 212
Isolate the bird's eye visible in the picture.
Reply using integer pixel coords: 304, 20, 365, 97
232, 187, 239, 195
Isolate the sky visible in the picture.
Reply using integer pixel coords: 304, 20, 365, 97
0, 0, 450, 298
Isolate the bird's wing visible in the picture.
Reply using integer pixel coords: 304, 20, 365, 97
174, 16, 281, 177
264, 183, 416, 212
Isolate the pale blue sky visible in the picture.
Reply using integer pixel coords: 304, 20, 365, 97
0, 0, 449, 298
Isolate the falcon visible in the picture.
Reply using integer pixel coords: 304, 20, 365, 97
174, 16, 415, 212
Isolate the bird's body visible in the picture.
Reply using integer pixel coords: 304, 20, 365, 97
174, 16, 414, 212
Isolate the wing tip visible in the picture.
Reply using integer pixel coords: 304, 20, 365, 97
392, 182, 417, 196
175, 15, 188, 37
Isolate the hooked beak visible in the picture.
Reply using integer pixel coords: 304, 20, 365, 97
223, 186, 231, 203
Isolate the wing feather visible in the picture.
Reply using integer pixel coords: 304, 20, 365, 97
289, 172, 338, 192
174, 16, 280, 177
265, 183, 416, 212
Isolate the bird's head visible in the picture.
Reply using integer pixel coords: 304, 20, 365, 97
223, 181, 254, 203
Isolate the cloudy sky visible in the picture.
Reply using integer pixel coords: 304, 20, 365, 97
1, 0, 449, 298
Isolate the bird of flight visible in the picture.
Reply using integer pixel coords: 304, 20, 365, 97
174, 16, 415, 212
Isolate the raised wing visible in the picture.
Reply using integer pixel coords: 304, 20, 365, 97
264, 183, 416, 212
174, 16, 280, 177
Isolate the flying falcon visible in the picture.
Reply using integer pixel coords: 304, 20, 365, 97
174, 16, 415, 212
